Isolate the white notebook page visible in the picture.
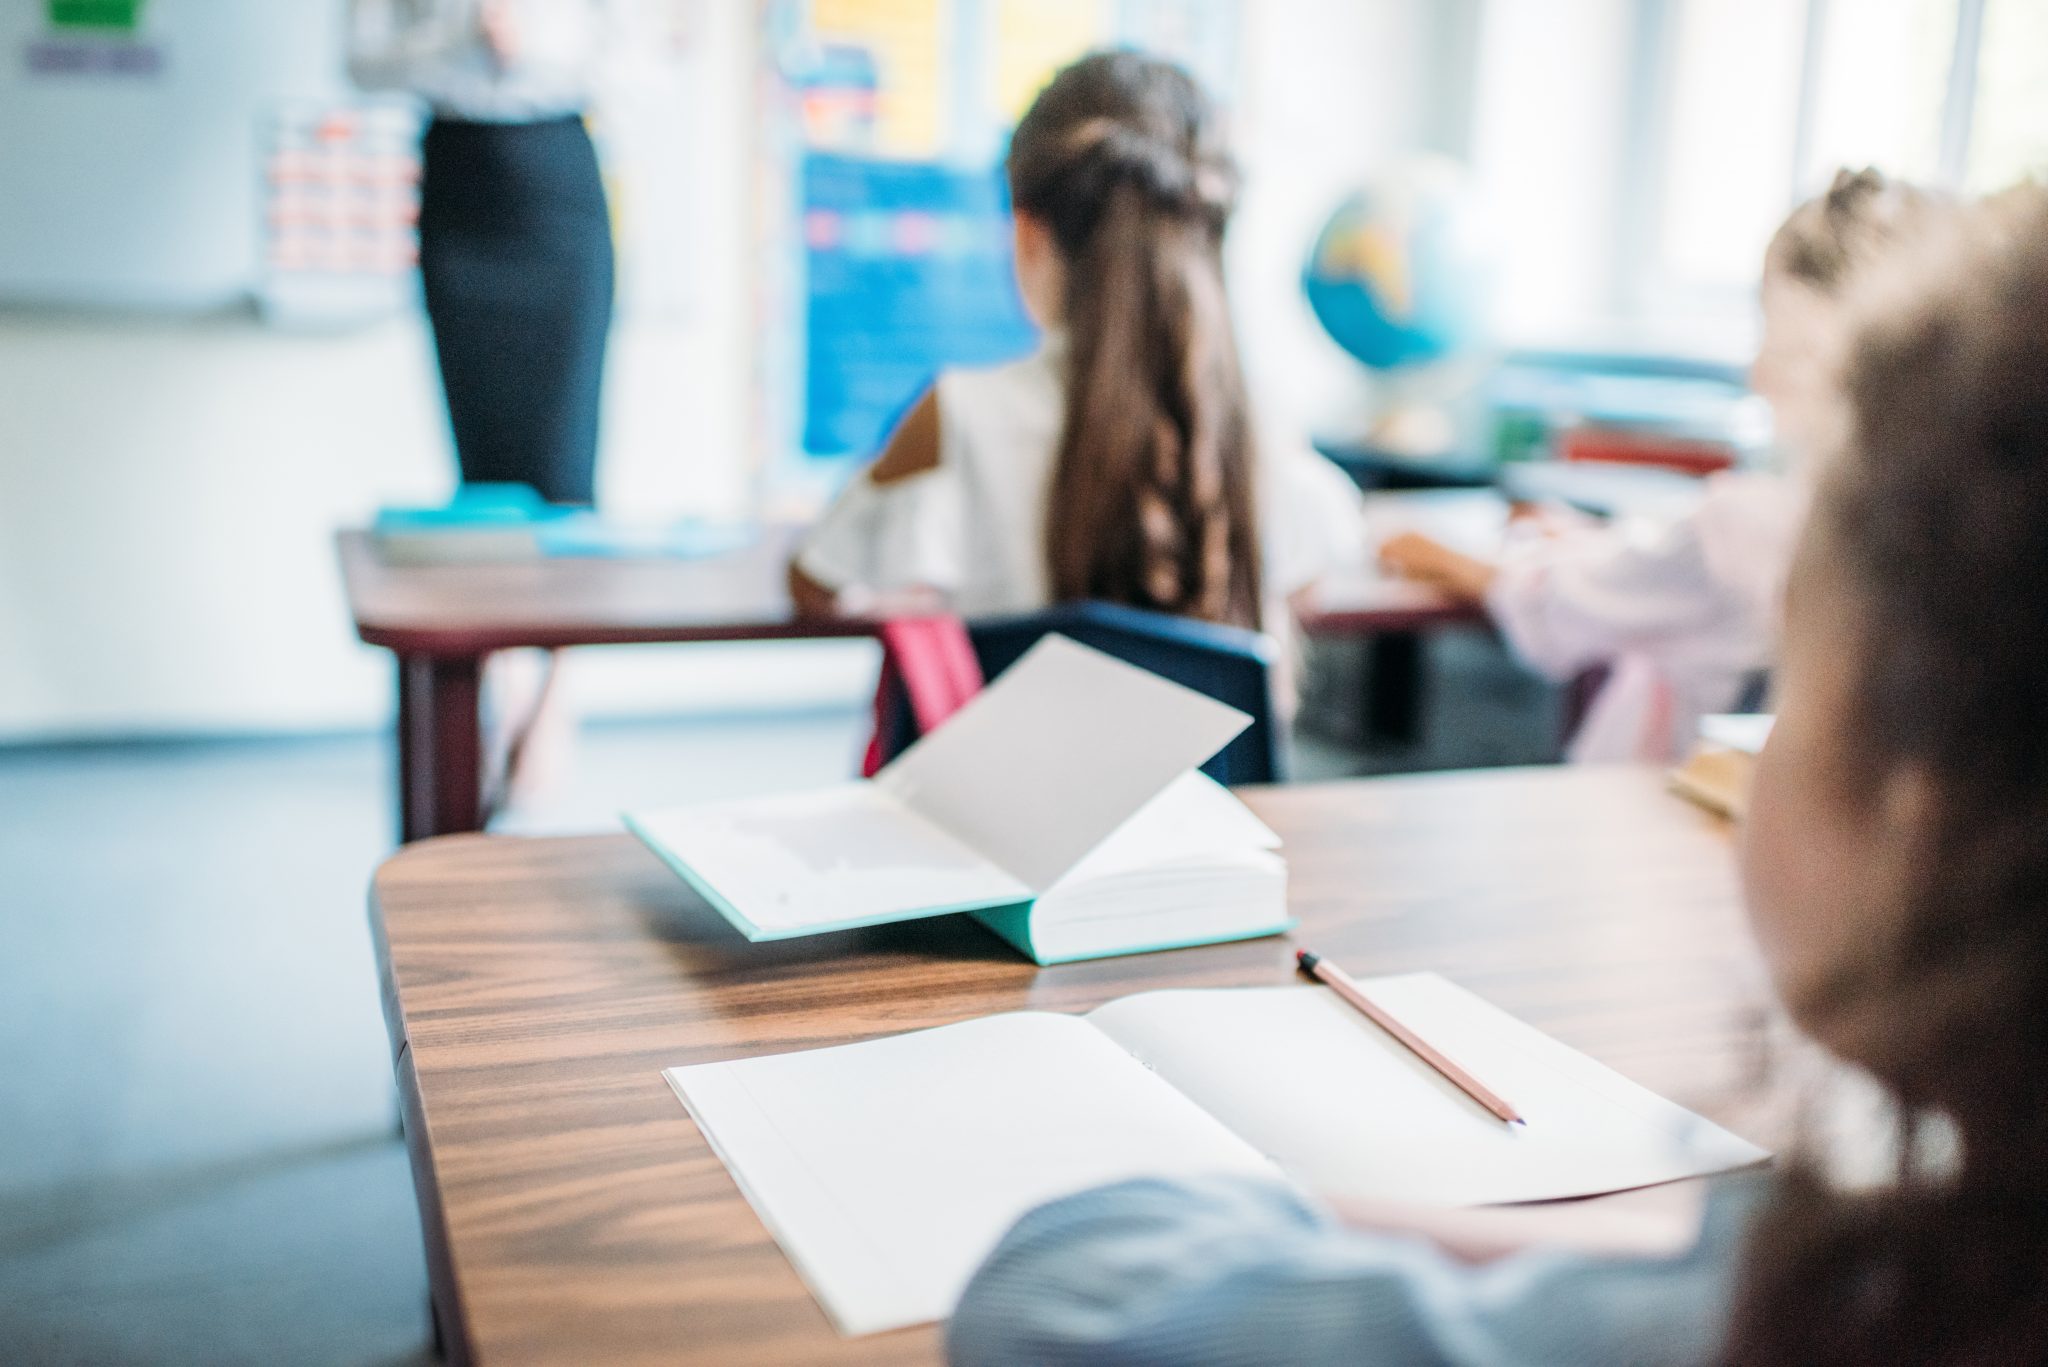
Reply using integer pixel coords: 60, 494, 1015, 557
627, 783, 1029, 936
1056, 771, 1281, 884
666, 1012, 1277, 1337
876, 636, 1252, 890
1088, 976, 1769, 1207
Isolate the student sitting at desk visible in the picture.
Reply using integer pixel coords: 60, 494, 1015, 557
1380, 170, 1935, 762
787, 51, 1363, 634
949, 186, 2048, 1365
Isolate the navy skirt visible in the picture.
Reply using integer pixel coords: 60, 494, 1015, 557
418, 115, 614, 506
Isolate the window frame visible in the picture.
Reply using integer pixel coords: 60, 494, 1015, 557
1610, 0, 1988, 331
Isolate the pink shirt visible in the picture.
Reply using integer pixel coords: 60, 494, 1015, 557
1485, 472, 1809, 762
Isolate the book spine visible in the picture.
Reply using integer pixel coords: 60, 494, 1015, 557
969, 904, 1045, 964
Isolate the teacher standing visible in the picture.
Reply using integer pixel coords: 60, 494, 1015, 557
348, 0, 617, 506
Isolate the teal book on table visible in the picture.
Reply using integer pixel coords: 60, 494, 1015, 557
371, 483, 560, 564
624, 636, 1290, 965
372, 483, 755, 564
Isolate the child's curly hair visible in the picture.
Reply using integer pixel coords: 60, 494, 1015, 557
1766, 167, 1932, 292
1730, 183, 2048, 1364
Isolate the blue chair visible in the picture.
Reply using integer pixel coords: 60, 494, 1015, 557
874, 600, 1283, 785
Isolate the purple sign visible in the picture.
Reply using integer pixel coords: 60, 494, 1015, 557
25, 36, 164, 77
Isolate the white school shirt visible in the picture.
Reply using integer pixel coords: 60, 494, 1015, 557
346, 0, 638, 121
796, 344, 1367, 624
1486, 471, 1810, 763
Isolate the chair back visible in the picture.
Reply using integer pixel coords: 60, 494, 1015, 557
870, 601, 1282, 785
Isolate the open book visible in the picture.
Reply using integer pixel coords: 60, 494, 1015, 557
626, 636, 1289, 964
667, 973, 1769, 1336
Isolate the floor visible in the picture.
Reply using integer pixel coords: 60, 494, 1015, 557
0, 632, 1555, 1365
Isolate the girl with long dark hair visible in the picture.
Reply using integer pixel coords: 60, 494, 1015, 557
791, 51, 1363, 631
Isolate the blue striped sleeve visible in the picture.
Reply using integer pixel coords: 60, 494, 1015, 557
945, 1176, 1756, 1367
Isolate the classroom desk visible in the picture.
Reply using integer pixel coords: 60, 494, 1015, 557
339, 494, 1495, 842
371, 764, 1768, 1366
338, 525, 868, 842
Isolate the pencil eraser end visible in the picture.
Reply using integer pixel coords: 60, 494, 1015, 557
1295, 950, 1319, 973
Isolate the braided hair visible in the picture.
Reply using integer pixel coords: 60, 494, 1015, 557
1008, 50, 1262, 628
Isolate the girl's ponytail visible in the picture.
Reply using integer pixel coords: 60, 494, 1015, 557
1010, 53, 1262, 628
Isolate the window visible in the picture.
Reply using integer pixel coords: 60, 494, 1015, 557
1643, 0, 2048, 309
1967, 0, 2048, 191
1799, 0, 1958, 188
1473, 0, 2048, 347
1642, 0, 1971, 310
1651, 0, 1810, 294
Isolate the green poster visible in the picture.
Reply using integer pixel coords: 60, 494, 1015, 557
48, 0, 145, 31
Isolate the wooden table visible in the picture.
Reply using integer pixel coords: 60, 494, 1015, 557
340, 500, 1494, 843
372, 765, 1768, 1366
338, 526, 868, 842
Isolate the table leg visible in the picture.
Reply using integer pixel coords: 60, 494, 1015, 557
1364, 632, 1427, 746
396, 653, 487, 842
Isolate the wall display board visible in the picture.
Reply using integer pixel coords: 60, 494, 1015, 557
26, 0, 165, 77
0, 0, 705, 328
0, 1, 343, 313
259, 100, 421, 327
755, 0, 1240, 508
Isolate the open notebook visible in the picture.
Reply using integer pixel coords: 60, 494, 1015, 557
626, 636, 1289, 963
667, 973, 1769, 1336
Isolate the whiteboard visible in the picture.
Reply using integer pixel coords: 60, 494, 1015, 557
0, 1, 350, 312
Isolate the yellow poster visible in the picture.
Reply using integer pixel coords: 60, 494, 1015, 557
811, 0, 948, 160
993, 0, 1106, 121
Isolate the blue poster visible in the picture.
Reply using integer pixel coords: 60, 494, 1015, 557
800, 153, 1037, 459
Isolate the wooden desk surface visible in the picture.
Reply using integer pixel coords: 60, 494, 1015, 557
372, 766, 1767, 1366
337, 525, 876, 655
338, 493, 1495, 656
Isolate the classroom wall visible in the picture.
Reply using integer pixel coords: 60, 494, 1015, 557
0, 0, 779, 741
1229, 0, 1434, 443
0, 0, 1430, 743
1467, 0, 1638, 340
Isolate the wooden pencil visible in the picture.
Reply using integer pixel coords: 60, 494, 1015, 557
1296, 948, 1526, 1125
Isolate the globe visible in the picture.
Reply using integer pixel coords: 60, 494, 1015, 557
1303, 159, 1490, 372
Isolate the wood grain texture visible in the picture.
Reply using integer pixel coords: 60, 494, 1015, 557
371, 765, 1771, 1366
